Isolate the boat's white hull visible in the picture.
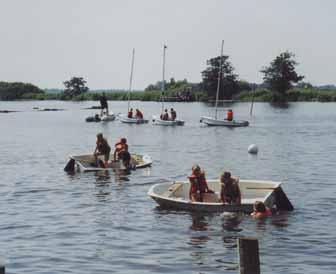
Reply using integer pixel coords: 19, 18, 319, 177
152, 116, 185, 126
200, 116, 249, 127
69, 153, 152, 172
118, 114, 149, 124
148, 180, 293, 213
101, 113, 116, 121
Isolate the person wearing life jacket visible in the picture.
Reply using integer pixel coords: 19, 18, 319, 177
128, 108, 133, 118
188, 165, 212, 202
251, 201, 272, 219
220, 171, 241, 205
135, 109, 143, 119
94, 133, 111, 168
113, 138, 131, 168
161, 109, 169, 120
170, 108, 177, 121
226, 109, 233, 121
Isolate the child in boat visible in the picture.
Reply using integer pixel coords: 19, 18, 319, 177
188, 165, 213, 202
128, 108, 133, 118
220, 171, 241, 205
226, 109, 233, 121
113, 138, 131, 168
251, 201, 272, 219
94, 133, 111, 168
170, 108, 176, 121
135, 109, 143, 119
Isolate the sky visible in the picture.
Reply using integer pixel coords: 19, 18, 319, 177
0, 0, 335, 90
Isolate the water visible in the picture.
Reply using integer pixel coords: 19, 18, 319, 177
0, 101, 336, 273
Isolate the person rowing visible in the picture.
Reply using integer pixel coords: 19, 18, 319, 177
94, 133, 111, 168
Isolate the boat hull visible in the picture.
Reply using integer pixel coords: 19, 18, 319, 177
200, 116, 249, 127
69, 153, 152, 172
148, 180, 292, 213
118, 114, 149, 124
152, 116, 185, 126
101, 113, 116, 121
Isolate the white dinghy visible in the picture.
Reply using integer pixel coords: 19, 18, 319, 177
152, 45, 185, 127
119, 49, 148, 125
148, 179, 293, 213
65, 153, 152, 172
152, 116, 185, 126
200, 116, 249, 127
200, 40, 249, 127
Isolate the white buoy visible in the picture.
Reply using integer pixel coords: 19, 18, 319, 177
248, 144, 258, 154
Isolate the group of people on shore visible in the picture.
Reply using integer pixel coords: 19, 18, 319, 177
160, 108, 177, 121
188, 165, 271, 219
94, 133, 131, 169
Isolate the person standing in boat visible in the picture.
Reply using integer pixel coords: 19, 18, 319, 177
170, 108, 176, 121
220, 171, 241, 205
188, 165, 212, 202
226, 109, 233, 121
113, 138, 131, 168
94, 133, 111, 168
99, 92, 109, 116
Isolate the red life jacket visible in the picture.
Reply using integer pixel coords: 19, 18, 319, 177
189, 173, 208, 194
128, 111, 133, 118
227, 110, 233, 121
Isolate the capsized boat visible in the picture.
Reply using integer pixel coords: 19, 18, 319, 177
200, 116, 249, 127
100, 113, 116, 122
65, 153, 152, 172
118, 114, 149, 124
148, 179, 293, 213
152, 116, 185, 126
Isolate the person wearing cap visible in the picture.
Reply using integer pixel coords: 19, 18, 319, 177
220, 171, 241, 205
188, 165, 213, 202
94, 133, 111, 168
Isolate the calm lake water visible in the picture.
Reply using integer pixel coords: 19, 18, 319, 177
0, 100, 336, 274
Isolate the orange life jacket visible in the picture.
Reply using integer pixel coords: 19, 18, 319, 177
227, 110, 233, 121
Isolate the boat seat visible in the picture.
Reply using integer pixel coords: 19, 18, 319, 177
164, 182, 183, 197
202, 193, 220, 203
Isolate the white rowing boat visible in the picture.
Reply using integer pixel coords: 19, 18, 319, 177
65, 153, 152, 172
200, 116, 249, 127
152, 116, 185, 126
118, 114, 149, 124
148, 179, 293, 213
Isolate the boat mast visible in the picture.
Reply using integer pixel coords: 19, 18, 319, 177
161, 45, 167, 114
127, 48, 135, 112
215, 40, 224, 120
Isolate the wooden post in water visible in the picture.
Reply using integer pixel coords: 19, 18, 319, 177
238, 237, 260, 274
0, 265, 5, 274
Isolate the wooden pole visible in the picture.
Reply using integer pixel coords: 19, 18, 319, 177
0, 265, 5, 274
238, 237, 260, 274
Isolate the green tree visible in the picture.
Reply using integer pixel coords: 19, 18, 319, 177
63, 77, 89, 98
201, 55, 238, 100
0, 82, 43, 100
261, 51, 304, 102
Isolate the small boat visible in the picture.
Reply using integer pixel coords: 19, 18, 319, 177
152, 45, 185, 126
65, 153, 152, 172
200, 116, 249, 127
152, 116, 185, 126
148, 179, 293, 213
100, 113, 116, 122
118, 114, 149, 124
200, 40, 249, 127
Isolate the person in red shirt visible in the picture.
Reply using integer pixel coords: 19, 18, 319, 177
128, 108, 133, 118
251, 201, 272, 219
226, 109, 233, 121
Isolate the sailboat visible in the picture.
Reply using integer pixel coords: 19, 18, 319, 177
152, 45, 185, 126
118, 48, 149, 124
200, 40, 249, 127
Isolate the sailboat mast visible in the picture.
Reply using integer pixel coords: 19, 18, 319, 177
215, 40, 224, 120
127, 48, 135, 112
161, 45, 166, 114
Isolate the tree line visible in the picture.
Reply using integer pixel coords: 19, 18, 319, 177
0, 51, 334, 102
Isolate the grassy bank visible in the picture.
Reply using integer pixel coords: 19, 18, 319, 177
237, 88, 336, 102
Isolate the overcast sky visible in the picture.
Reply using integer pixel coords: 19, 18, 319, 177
0, 0, 335, 89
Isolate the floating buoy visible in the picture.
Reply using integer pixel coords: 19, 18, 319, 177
248, 144, 258, 154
